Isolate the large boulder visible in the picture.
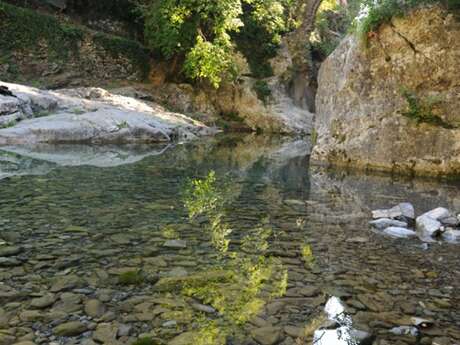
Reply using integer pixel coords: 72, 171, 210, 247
0, 82, 216, 145
312, 5, 460, 176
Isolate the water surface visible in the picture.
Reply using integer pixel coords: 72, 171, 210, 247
0, 134, 459, 345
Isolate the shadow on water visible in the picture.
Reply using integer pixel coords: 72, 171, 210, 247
0, 134, 459, 345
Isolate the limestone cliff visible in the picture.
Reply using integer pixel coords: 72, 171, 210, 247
312, 5, 460, 176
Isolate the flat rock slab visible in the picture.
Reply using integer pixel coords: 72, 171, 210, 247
0, 82, 217, 145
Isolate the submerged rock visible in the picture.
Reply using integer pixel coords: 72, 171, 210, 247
383, 227, 417, 239
370, 218, 408, 230
371, 203, 414, 222
442, 229, 460, 243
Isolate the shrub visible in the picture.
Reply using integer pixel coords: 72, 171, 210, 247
253, 80, 272, 103
353, 0, 460, 44
400, 88, 453, 128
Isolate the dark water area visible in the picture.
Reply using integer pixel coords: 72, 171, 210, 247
0, 134, 459, 345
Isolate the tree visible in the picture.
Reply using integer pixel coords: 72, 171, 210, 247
142, 0, 310, 87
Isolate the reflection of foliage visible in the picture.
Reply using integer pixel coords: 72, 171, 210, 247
181, 170, 288, 344
301, 243, 315, 267
184, 171, 224, 220
132, 337, 155, 345
162, 225, 179, 239
118, 270, 144, 285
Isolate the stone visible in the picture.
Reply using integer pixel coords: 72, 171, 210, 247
421, 207, 450, 220
191, 303, 216, 314
12, 342, 36, 345
168, 332, 197, 345
0, 246, 23, 257
398, 203, 415, 220
30, 294, 55, 309
311, 6, 460, 176
371, 207, 403, 220
0, 82, 216, 145
389, 326, 419, 336
439, 216, 459, 226
416, 215, 442, 238
284, 326, 303, 338
0, 258, 21, 267
383, 227, 417, 238
369, 218, 408, 230
50, 275, 83, 292
313, 328, 373, 345
442, 228, 460, 242
19, 310, 43, 322
163, 240, 187, 249
84, 299, 106, 318
0, 334, 15, 345
250, 326, 282, 345
92, 323, 118, 344
117, 324, 132, 337
53, 321, 88, 336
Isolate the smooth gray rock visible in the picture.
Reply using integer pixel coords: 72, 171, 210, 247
369, 218, 408, 230
383, 227, 417, 238
389, 326, 419, 336
398, 202, 415, 220
372, 203, 414, 221
53, 321, 88, 336
416, 215, 442, 238
421, 207, 450, 221
442, 229, 460, 243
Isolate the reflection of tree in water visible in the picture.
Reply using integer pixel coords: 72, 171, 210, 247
182, 171, 288, 344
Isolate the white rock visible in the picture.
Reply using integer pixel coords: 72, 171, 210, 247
383, 227, 417, 238
0, 81, 217, 145
416, 215, 442, 237
421, 207, 450, 221
369, 218, 408, 230
398, 202, 415, 220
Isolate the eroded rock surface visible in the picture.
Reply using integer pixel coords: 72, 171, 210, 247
312, 6, 460, 176
0, 82, 216, 145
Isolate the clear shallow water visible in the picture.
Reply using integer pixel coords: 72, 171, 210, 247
0, 134, 459, 345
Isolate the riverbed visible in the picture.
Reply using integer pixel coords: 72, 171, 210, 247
0, 134, 459, 345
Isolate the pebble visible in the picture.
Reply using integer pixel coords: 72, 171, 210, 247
53, 321, 88, 336
163, 240, 187, 249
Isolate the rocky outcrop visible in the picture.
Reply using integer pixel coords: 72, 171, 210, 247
312, 6, 460, 176
0, 82, 216, 144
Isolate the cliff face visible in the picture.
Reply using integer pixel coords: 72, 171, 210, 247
312, 6, 460, 176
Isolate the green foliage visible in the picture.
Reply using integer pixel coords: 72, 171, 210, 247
142, 0, 301, 85
352, 0, 460, 44
0, 119, 18, 129
0, 1, 83, 59
400, 88, 453, 128
253, 80, 272, 104
0, 2, 150, 78
184, 36, 236, 88
118, 270, 144, 285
